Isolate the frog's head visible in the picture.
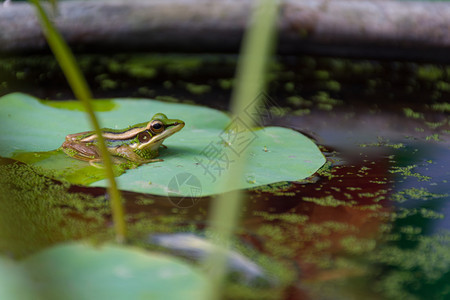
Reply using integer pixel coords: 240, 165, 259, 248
136, 113, 185, 151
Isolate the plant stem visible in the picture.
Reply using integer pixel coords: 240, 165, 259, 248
29, 0, 127, 243
204, 0, 279, 298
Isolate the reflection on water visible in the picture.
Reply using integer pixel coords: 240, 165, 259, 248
272, 107, 449, 299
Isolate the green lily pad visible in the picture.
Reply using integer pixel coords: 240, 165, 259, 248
0, 256, 36, 300
0, 93, 325, 196
22, 242, 207, 300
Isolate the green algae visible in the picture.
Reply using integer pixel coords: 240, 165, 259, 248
324, 80, 341, 91
419, 208, 445, 219
391, 207, 444, 220
137, 86, 155, 97
1, 50, 449, 300
403, 108, 424, 119
358, 190, 387, 202
284, 82, 295, 92
100, 79, 118, 90
305, 221, 358, 236
185, 83, 211, 95
425, 133, 442, 141
250, 181, 293, 193
315, 160, 335, 180
390, 187, 448, 203
399, 225, 422, 235
0, 162, 111, 258
430, 102, 450, 112
369, 232, 450, 300
256, 225, 297, 257
95, 74, 118, 91
218, 78, 233, 90
110, 55, 203, 78
128, 215, 296, 298
436, 81, 450, 92
163, 80, 173, 89
359, 138, 405, 149
164, 57, 203, 75
303, 195, 357, 207
11, 150, 127, 186
425, 120, 447, 129
314, 70, 330, 80
313, 92, 342, 111
340, 236, 376, 254
15, 71, 26, 80
126, 65, 157, 79
350, 61, 379, 74
292, 108, 311, 116
389, 165, 431, 181
286, 96, 312, 107
253, 211, 309, 224
417, 65, 444, 81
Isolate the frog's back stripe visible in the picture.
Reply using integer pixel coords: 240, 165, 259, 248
80, 136, 140, 148
80, 124, 152, 143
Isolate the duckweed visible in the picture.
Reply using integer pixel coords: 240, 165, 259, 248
389, 165, 431, 181
0, 162, 111, 258
302, 195, 357, 207
417, 65, 444, 81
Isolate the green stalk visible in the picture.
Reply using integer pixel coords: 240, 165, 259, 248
29, 0, 127, 243
204, 0, 279, 298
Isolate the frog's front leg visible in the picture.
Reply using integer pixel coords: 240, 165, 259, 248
88, 154, 162, 169
114, 145, 163, 165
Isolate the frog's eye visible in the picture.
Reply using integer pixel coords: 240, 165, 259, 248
150, 120, 164, 133
138, 131, 151, 143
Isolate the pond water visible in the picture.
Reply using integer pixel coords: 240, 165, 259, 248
0, 54, 448, 299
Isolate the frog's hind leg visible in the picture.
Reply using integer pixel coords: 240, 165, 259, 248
145, 158, 164, 163
62, 142, 100, 162
89, 159, 104, 169
71, 152, 103, 168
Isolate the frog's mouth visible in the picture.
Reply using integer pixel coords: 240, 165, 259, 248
137, 121, 185, 150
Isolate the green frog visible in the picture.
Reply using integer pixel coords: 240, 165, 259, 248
61, 113, 184, 166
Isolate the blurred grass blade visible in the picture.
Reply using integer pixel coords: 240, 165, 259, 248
204, 0, 280, 298
29, 0, 127, 243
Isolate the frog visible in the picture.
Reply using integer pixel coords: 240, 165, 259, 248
61, 113, 184, 166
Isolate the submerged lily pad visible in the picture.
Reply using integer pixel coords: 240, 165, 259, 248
23, 242, 207, 300
0, 93, 325, 196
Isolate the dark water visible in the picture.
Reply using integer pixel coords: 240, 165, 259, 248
0, 54, 448, 299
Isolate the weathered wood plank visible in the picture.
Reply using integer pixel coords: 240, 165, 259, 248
1, 0, 449, 62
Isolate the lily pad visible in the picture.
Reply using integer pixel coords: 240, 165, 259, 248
0, 256, 36, 300
22, 242, 207, 300
0, 93, 325, 196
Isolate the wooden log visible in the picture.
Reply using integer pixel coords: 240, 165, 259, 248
0, 0, 449, 62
